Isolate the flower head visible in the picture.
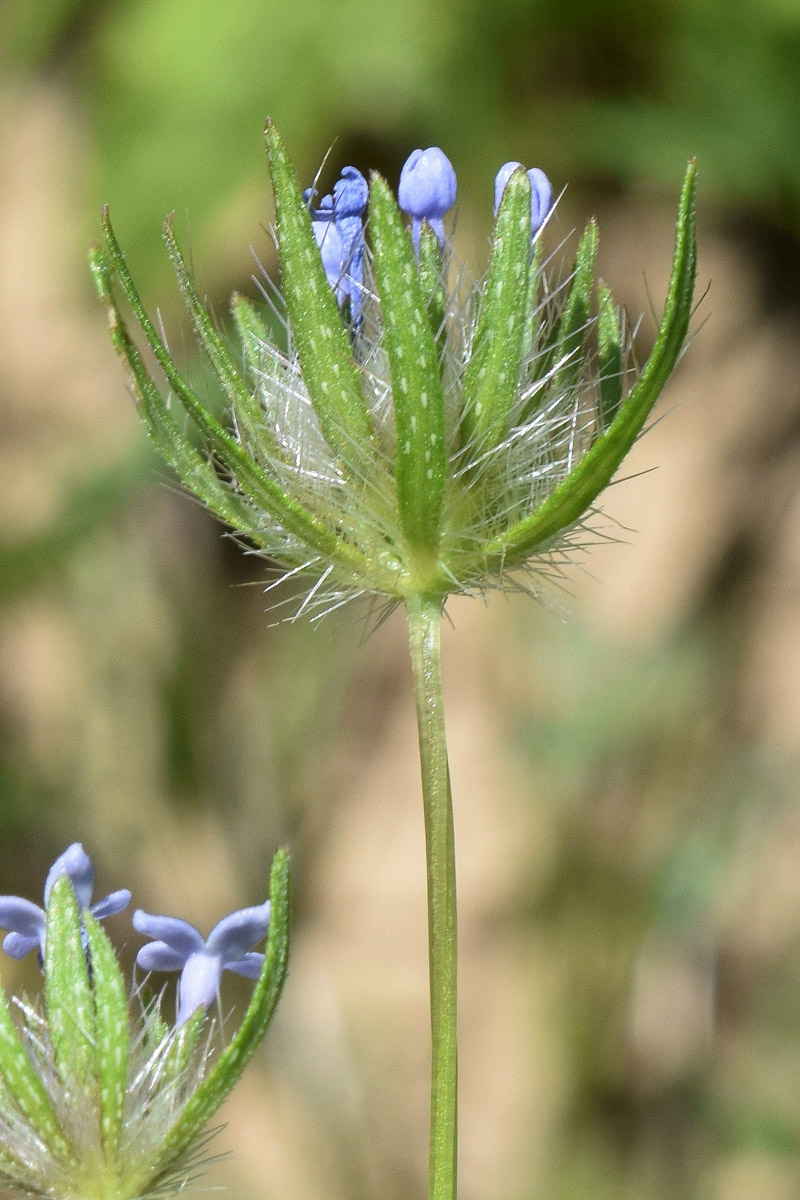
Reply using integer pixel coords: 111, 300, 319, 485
134, 901, 271, 1024
0, 843, 130, 961
398, 146, 457, 248
91, 123, 696, 624
494, 161, 553, 233
0, 847, 289, 1200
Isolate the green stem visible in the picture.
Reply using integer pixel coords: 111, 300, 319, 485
406, 594, 458, 1200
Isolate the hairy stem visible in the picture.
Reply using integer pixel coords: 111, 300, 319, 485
406, 595, 458, 1200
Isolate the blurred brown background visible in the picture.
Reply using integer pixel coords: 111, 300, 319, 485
3, 0, 800, 1197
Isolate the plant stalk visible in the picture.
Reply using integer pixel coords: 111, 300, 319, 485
406, 594, 458, 1200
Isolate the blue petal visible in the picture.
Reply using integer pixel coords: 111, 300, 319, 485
223, 951, 265, 980
0, 896, 45, 940
333, 166, 368, 219
313, 217, 345, 299
177, 952, 222, 1024
528, 167, 553, 233
205, 901, 270, 962
333, 170, 367, 298
136, 941, 187, 972
337, 212, 365, 316
133, 910, 204, 957
45, 843, 93, 909
3, 931, 40, 960
91, 888, 131, 921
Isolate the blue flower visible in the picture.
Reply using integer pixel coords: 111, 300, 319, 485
306, 168, 369, 320
494, 161, 553, 235
332, 166, 368, 321
0, 842, 131, 961
133, 901, 271, 1024
398, 147, 457, 250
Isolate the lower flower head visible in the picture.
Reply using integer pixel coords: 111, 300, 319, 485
0, 846, 289, 1200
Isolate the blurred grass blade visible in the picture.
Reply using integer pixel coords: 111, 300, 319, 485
0, 443, 152, 605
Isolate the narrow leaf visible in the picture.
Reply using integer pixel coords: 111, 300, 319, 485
520, 239, 543, 365
231, 293, 274, 374
44, 876, 97, 1096
417, 223, 448, 353
94, 227, 365, 573
265, 120, 374, 462
489, 160, 697, 567
147, 1009, 205, 1111
597, 282, 623, 427
0, 986, 72, 1161
90, 246, 269, 540
155, 847, 290, 1171
370, 175, 448, 555
162, 220, 280, 455
84, 913, 130, 1160
523, 220, 598, 419
462, 167, 532, 452
229, 293, 286, 451
550, 220, 598, 393
143, 1000, 169, 1050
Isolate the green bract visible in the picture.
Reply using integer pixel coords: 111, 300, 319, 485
91, 122, 697, 616
0, 852, 289, 1200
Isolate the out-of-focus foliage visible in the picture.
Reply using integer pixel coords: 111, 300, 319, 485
2, 0, 800, 1198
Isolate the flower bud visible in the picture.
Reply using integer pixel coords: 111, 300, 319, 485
495, 160, 553, 234
398, 147, 457, 248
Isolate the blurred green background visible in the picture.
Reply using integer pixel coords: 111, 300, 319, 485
2, 0, 800, 1197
